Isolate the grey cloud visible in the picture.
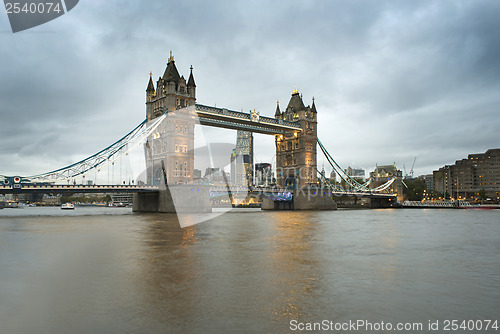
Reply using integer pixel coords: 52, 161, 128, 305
19, 132, 60, 156
0, 0, 499, 177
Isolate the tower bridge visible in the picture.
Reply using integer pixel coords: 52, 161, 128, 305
1, 53, 398, 211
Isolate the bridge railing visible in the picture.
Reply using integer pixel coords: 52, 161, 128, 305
196, 104, 249, 120
402, 200, 455, 207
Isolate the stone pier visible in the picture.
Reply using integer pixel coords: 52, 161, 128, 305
133, 185, 211, 213
262, 188, 337, 210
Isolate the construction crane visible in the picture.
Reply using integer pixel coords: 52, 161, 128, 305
409, 157, 416, 178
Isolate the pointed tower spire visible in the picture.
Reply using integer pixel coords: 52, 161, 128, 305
275, 99, 281, 118
311, 96, 317, 113
286, 86, 305, 111
187, 65, 196, 87
146, 71, 155, 93
163, 53, 180, 83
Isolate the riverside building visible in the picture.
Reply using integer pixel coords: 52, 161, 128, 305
433, 148, 500, 201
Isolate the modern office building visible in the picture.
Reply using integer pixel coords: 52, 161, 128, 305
417, 174, 434, 191
230, 131, 253, 187
255, 163, 272, 187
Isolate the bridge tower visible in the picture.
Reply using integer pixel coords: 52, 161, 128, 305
144, 52, 197, 186
146, 51, 196, 121
274, 87, 317, 189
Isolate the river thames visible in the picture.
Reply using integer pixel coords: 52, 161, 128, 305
0, 207, 499, 333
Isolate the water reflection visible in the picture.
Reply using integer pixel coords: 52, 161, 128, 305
133, 214, 201, 331
131, 210, 327, 331
264, 212, 323, 325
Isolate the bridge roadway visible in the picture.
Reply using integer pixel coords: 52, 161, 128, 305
195, 104, 302, 135
1, 184, 396, 200
208, 187, 396, 200
0, 184, 158, 194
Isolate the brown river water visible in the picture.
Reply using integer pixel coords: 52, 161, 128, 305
1, 207, 499, 333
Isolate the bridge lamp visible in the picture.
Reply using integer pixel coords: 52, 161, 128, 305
294, 132, 298, 137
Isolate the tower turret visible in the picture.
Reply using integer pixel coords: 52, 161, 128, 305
187, 65, 196, 87
146, 71, 155, 120
274, 100, 281, 118
187, 65, 196, 102
146, 71, 155, 95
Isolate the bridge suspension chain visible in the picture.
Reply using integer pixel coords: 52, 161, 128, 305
317, 169, 373, 191
317, 138, 395, 193
317, 138, 370, 191
317, 169, 344, 191
26, 112, 168, 183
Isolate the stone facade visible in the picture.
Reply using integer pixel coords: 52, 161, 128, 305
144, 53, 197, 186
274, 88, 317, 189
145, 106, 196, 186
146, 51, 196, 121
369, 164, 404, 202
133, 186, 211, 214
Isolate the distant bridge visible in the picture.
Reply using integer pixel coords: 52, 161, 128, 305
0, 184, 157, 194
0, 183, 396, 202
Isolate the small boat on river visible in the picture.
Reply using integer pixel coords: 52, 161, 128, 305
61, 203, 75, 210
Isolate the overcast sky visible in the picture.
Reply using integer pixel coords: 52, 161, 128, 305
1, 0, 499, 179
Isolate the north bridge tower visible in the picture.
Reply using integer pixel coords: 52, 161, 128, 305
144, 52, 197, 186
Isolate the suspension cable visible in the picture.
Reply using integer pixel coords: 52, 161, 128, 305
26, 113, 167, 182
317, 138, 395, 193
